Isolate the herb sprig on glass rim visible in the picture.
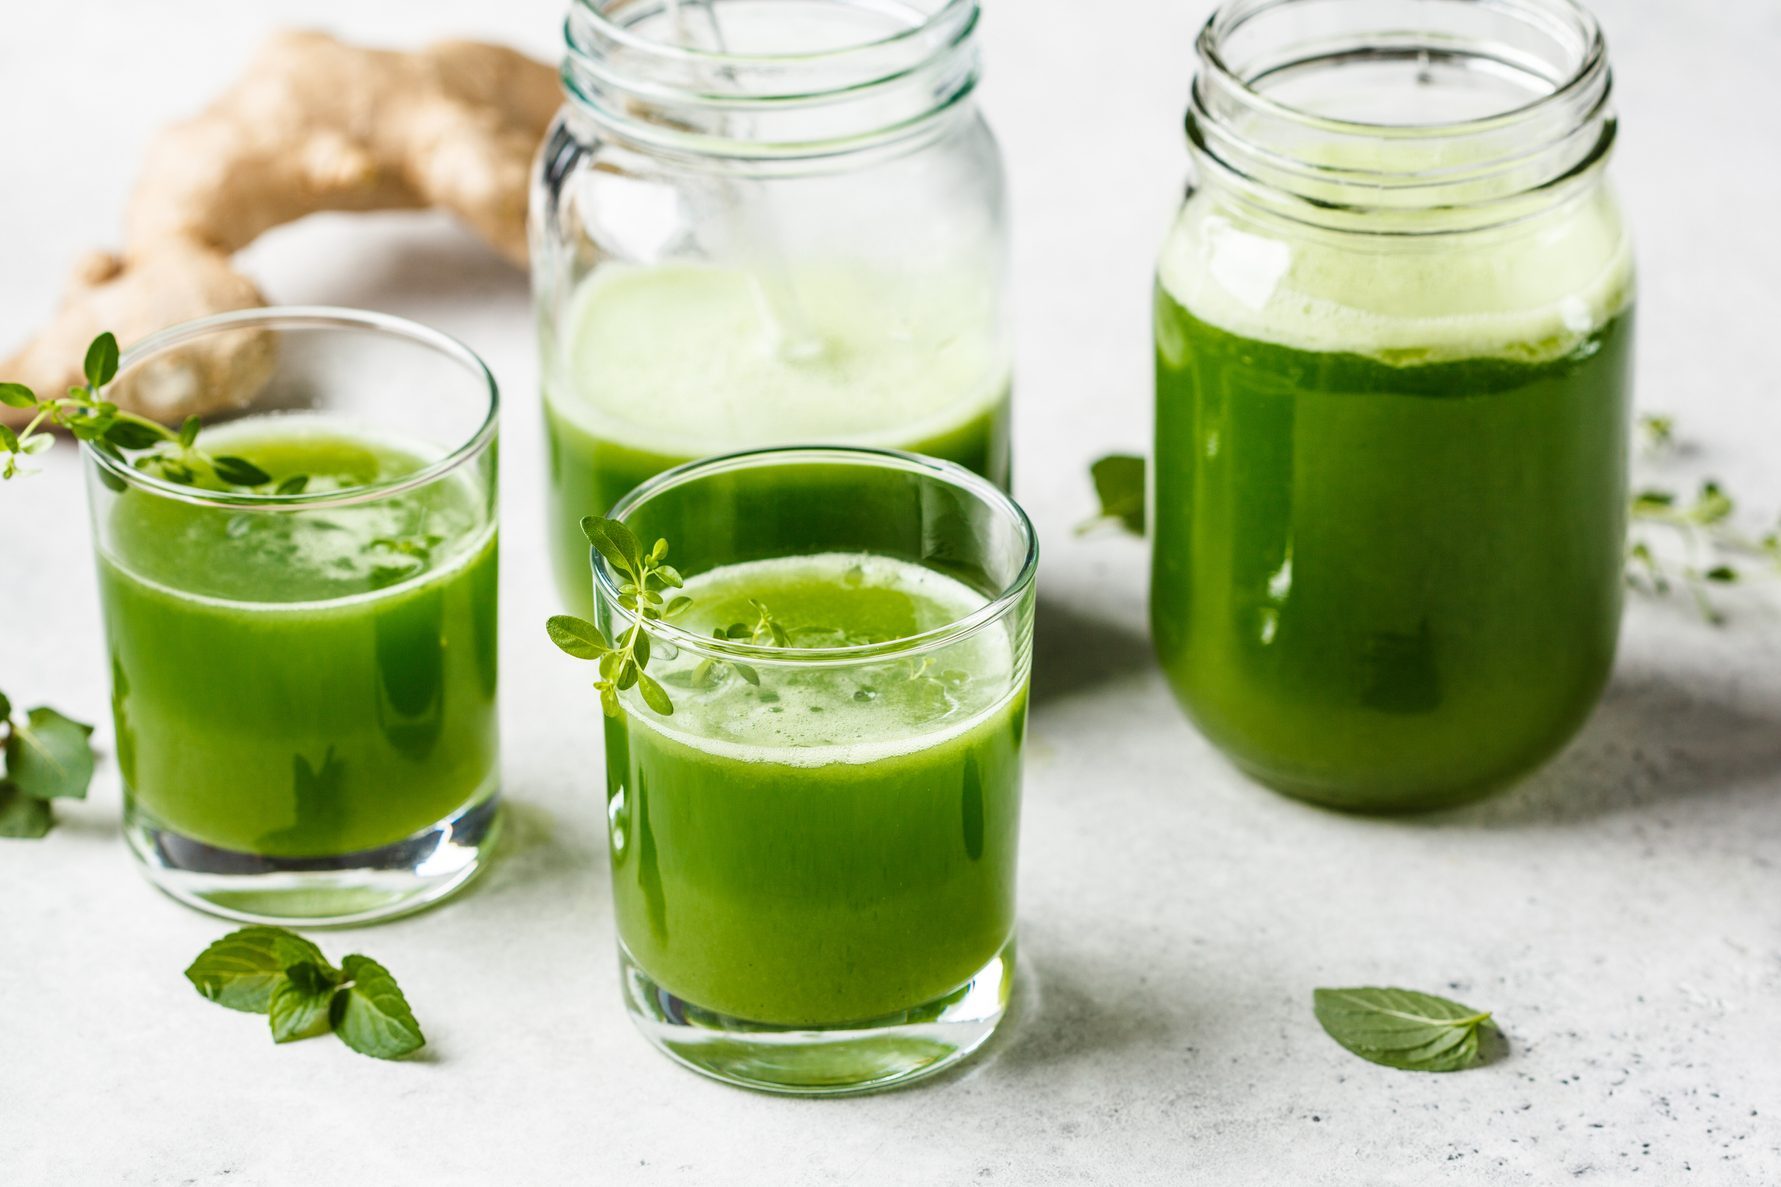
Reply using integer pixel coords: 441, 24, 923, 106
547, 516, 694, 718
545, 519, 839, 713
0, 331, 304, 492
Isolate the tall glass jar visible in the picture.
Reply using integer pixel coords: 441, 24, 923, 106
532, 0, 1010, 615
1152, 0, 1635, 812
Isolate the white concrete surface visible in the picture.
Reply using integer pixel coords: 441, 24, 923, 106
2, 1, 1778, 1183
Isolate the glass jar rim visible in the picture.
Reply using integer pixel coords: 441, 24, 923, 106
569, 0, 977, 68
560, 0, 984, 161
82, 306, 499, 512
1197, 0, 1608, 138
596, 446, 1039, 666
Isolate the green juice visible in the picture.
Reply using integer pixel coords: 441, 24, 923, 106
1152, 188, 1634, 810
543, 263, 1011, 613
99, 420, 500, 857
604, 552, 1025, 1026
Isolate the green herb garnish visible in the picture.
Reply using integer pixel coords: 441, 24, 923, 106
0, 691, 96, 839
546, 516, 692, 718
1, 331, 295, 491
1079, 453, 1146, 536
185, 926, 425, 1060
1313, 986, 1496, 1073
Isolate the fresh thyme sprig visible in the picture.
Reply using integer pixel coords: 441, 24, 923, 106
1627, 414, 1779, 623
1, 331, 298, 491
721, 599, 790, 648
546, 516, 692, 718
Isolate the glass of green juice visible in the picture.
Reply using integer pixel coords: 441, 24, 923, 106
588, 447, 1037, 1094
83, 309, 501, 925
1151, 0, 1634, 812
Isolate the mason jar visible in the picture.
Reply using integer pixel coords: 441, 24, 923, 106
1151, 0, 1635, 812
532, 0, 1010, 615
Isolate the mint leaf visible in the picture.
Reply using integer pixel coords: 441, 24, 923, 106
331, 955, 425, 1060
269, 962, 340, 1043
1083, 454, 1146, 536
0, 383, 37, 410
1313, 987, 1495, 1073
0, 784, 53, 839
5, 706, 96, 801
185, 927, 332, 1014
0, 690, 12, 721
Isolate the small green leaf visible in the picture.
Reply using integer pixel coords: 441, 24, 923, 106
5, 706, 96, 801
1313, 987, 1495, 1073
637, 671, 674, 716
1703, 565, 1739, 583
546, 615, 610, 660
275, 474, 309, 496
631, 629, 651, 672
103, 419, 167, 451
1086, 453, 1146, 536
211, 455, 272, 487
598, 685, 622, 718
582, 516, 648, 577
0, 691, 11, 722
331, 954, 425, 1060
1632, 489, 1676, 510
0, 784, 53, 839
83, 332, 120, 389
650, 538, 669, 563
178, 416, 201, 449
730, 662, 761, 686
662, 596, 693, 618
0, 425, 19, 453
0, 383, 37, 409
269, 962, 340, 1043
656, 564, 684, 588
185, 927, 332, 1014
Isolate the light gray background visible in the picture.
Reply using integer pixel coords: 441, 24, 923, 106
2, 1, 1778, 1183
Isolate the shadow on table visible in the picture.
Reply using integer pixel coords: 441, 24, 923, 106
1029, 594, 1154, 707
1425, 663, 1781, 829
930, 940, 1187, 1097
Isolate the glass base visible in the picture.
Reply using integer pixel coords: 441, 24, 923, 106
620, 936, 1015, 1096
124, 794, 501, 927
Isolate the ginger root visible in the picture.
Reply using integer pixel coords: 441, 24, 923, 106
3, 31, 559, 424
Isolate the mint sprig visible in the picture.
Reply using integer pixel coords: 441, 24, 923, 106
1313, 986, 1496, 1073
1, 331, 296, 491
0, 693, 96, 839
185, 927, 425, 1060
546, 515, 692, 718
1079, 453, 1145, 536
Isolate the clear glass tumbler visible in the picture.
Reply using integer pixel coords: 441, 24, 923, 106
589, 447, 1036, 1094
84, 308, 501, 925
